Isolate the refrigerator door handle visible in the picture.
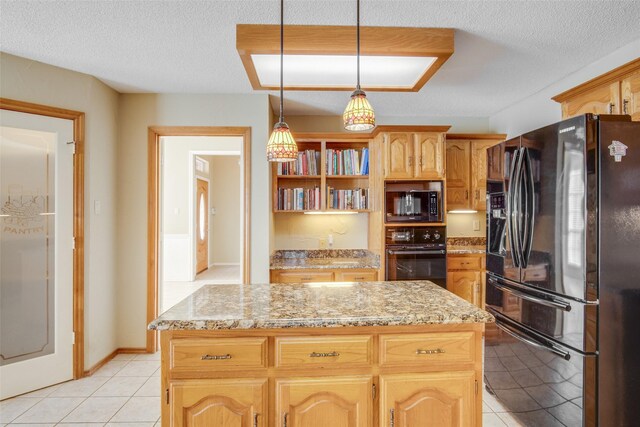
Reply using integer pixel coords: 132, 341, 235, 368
521, 148, 535, 267
488, 276, 572, 311
507, 148, 522, 267
489, 309, 571, 360
511, 148, 526, 267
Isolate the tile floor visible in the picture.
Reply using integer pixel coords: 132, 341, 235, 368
161, 265, 240, 313
0, 353, 161, 426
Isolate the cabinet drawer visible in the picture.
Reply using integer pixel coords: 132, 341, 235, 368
170, 337, 267, 372
275, 335, 372, 368
447, 255, 483, 270
273, 271, 334, 283
379, 332, 475, 366
335, 270, 377, 282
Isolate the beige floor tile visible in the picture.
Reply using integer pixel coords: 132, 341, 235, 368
50, 376, 109, 397
110, 397, 161, 423
0, 397, 41, 423
18, 384, 62, 398
12, 397, 85, 423
134, 377, 160, 397
483, 412, 508, 427
62, 396, 128, 423
115, 362, 160, 378
483, 401, 493, 413
94, 377, 148, 397
57, 424, 106, 426
105, 423, 156, 427
113, 354, 137, 361
4, 423, 55, 427
93, 361, 130, 377
151, 368, 160, 378
133, 352, 161, 361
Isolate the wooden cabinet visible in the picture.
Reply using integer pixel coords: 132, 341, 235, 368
170, 378, 267, 427
161, 325, 485, 427
383, 132, 445, 180
270, 269, 378, 284
380, 371, 476, 427
447, 253, 485, 309
445, 135, 505, 211
553, 58, 640, 121
276, 376, 372, 427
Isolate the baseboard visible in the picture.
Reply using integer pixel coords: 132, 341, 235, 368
83, 347, 149, 377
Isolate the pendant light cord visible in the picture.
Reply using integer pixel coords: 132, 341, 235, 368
356, 0, 360, 90
279, 0, 284, 123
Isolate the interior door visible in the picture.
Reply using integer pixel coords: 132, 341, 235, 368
196, 178, 209, 274
0, 110, 74, 399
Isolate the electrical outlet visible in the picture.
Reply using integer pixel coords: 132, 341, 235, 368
473, 220, 480, 231
319, 238, 327, 249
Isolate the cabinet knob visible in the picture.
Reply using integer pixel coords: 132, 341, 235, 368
416, 348, 445, 355
609, 102, 615, 114
309, 351, 340, 358
201, 354, 232, 361
390, 408, 395, 427
623, 99, 629, 115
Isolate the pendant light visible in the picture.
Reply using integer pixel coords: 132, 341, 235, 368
343, 0, 375, 131
266, 0, 298, 162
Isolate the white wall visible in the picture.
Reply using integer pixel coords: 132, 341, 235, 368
446, 212, 486, 238
207, 155, 241, 265
0, 52, 119, 369
116, 94, 270, 349
274, 213, 369, 249
490, 39, 640, 137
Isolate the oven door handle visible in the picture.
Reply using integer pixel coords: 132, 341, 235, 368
387, 250, 446, 255
489, 309, 571, 361
488, 277, 572, 312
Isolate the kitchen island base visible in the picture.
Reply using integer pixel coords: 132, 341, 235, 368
160, 323, 485, 427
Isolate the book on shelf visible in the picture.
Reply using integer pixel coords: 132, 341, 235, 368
276, 149, 321, 176
276, 186, 320, 211
325, 148, 369, 176
326, 186, 369, 210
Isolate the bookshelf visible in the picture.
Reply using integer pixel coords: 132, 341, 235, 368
272, 139, 372, 213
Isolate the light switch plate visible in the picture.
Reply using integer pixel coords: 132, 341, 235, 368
473, 220, 480, 231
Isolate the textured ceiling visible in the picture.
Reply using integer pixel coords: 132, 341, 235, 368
1, 1, 639, 117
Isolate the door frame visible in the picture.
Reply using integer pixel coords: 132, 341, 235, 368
147, 126, 251, 352
0, 98, 85, 379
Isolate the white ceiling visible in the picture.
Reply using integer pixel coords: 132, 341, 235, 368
1, 1, 639, 117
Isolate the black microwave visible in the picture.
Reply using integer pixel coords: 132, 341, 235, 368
385, 190, 442, 223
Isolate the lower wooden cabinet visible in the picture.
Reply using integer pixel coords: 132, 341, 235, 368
276, 376, 372, 427
446, 254, 485, 309
270, 269, 378, 284
170, 378, 267, 427
380, 371, 476, 427
162, 326, 484, 427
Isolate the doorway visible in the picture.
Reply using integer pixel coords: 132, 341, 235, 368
147, 127, 251, 352
0, 99, 85, 399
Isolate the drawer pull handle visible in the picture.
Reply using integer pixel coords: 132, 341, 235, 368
416, 348, 445, 355
309, 351, 340, 358
201, 353, 232, 360
354, 276, 365, 280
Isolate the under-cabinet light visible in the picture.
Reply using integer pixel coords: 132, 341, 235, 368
448, 209, 479, 214
303, 211, 359, 215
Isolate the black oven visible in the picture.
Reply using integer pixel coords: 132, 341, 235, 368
385, 226, 446, 287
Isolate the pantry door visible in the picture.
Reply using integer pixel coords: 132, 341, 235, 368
0, 109, 75, 399
195, 178, 209, 274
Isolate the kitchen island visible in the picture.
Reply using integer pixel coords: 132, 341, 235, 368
149, 280, 493, 427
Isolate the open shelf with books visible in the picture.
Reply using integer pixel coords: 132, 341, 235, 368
272, 138, 373, 213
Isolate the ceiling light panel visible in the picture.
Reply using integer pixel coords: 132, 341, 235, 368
252, 54, 437, 89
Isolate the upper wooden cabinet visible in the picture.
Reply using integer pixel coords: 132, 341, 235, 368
553, 58, 640, 121
383, 132, 445, 180
445, 134, 505, 211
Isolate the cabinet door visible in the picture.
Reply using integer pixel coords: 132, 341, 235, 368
486, 143, 504, 181
385, 133, 414, 179
561, 81, 621, 119
276, 376, 372, 427
447, 271, 481, 307
622, 70, 640, 121
272, 270, 334, 283
470, 140, 499, 211
414, 133, 444, 179
445, 141, 471, 210
171, 379, 266, 427
381, 372, 475, 427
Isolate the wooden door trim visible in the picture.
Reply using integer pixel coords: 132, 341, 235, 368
195, 177, 209, 275
0, 98, 85, 379
147, 126, 251, 352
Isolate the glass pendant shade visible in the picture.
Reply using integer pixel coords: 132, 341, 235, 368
266, 121, 298, 162
343, 89, 376, 131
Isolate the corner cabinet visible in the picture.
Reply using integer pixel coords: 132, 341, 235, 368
553, 57, 640, 121
383, 132, 445, 180
161, 324, 485, 427
445, 134, 505, 211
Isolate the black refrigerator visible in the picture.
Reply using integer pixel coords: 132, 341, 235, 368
484, 114, 640, 427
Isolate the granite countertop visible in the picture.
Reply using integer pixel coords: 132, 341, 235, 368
148, 281, 494, 331
447, 245, 486, 254
446, 237, 486, 254
270, 249, 380, 270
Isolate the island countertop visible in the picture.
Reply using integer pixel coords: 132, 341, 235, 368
149, 280, 493, 331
